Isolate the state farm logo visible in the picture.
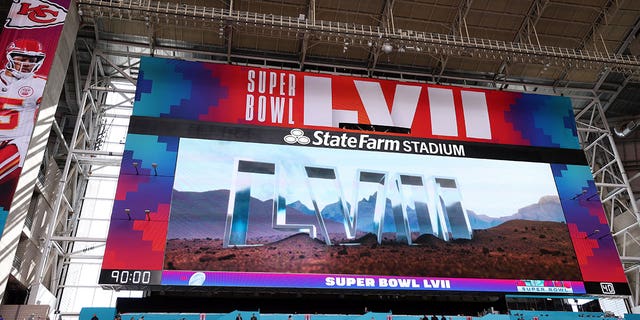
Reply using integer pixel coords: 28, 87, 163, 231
284, 129, 310, 145
5, 0, 68, 29
18, 86, 34, 97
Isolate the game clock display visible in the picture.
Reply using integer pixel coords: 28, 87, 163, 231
99, 270, 162, 285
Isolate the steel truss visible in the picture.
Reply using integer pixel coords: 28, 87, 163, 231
75, 0, 640, 75
43, 46, 135, 315
40, 13, 640, 316
575, 98, 640, 304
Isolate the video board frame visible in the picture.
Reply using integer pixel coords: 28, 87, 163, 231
99, 56, 630, 296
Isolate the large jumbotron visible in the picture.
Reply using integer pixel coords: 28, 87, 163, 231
1, 0, 640, 319
100, 57, 627, 297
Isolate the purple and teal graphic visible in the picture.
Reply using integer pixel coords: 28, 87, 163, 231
552, 164, 627, 283
134, 57, 229, 121
504, 93, 579, 149
103, 134, 178, 270
0, 209, 7, 238
162, 270, 586, 294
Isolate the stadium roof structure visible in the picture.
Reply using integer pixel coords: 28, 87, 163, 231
3, 0, 640, 315
72, 0, 640, 109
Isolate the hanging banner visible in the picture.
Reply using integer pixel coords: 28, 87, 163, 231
0, 0, 71, 237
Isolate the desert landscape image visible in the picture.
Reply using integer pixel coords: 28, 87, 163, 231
163, 190, 581, 280
165, 138, 581, 280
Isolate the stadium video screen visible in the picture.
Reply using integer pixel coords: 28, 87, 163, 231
99, 56, 629, 296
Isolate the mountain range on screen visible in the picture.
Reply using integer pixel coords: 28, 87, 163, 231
167, 190, 564, 239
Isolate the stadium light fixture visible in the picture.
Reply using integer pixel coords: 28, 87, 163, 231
382, 42, 393, 54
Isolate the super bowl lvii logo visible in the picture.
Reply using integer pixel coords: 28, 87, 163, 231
223, 158, 473, 248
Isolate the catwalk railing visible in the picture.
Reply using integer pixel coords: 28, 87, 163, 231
76, 0, 640, 74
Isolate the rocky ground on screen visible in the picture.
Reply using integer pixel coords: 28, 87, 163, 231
163, 219, 581, 280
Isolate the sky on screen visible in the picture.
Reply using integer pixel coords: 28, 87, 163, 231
174, 138, 558, 218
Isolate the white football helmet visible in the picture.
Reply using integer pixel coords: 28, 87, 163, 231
5, 39, 45, 79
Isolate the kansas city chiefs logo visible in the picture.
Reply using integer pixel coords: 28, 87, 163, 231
18, 86, 34, 97
4, 0, 68, 29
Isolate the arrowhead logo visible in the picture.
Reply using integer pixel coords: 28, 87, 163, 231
5, 0, 68, 29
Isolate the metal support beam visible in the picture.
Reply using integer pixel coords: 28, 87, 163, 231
34, 51, 99, 289
74, 0, 640, 72
42, 48, 139, 307
453, 0, 472, 38
495, 0, 548, 77
365, 0, 395, 76
299, 0, 315, 71
225, 0, 234, 63
436, 0, 473, 83
575, 97, 640, 305
554, 0, 623, 85
595, 16, 640, 111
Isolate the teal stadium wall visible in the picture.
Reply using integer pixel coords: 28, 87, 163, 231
78, 308, 639, 320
